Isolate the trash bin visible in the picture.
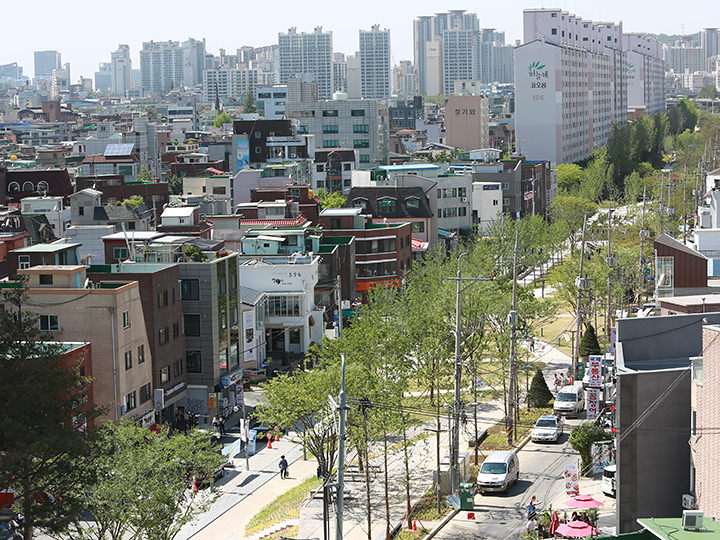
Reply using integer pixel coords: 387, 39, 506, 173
459, 483, 475, 510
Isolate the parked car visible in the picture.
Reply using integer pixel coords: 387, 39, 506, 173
476, 450, 520, 494
531, 415, 564, 443
553, 384, 585, 417
601, 464, 616, 497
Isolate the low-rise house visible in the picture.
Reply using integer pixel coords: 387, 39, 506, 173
7, 241, 80, 277
157, 206, 212, 238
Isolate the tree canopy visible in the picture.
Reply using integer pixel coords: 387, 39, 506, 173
213, 112, 233, 128
315, 189, 347, 210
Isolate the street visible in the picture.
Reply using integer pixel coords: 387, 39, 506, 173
436, 417, 585, 540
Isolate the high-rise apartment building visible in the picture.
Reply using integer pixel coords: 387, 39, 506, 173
359, 25, 391, 99
700, 28, 719, 70
111, 44, 132, 96
442, 28, 477, 95
95, 63, 111, 92
278, 27, 333, 99
333, 53, 347, 92
515, 9, 663, 165
51, 63, 71, 99
34, 50, 61, 79
624, 34, 665, 115
393, 60, 415, 98
478, 29, 514, 84
139, 38, 205, 94
665, 45, 706, 73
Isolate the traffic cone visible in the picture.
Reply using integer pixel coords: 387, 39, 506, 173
275, 432, 280, 442
192, 476, 198, 493
412, 520, 417, 531
267, 433, 273, 449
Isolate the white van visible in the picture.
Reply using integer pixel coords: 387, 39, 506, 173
601, 464, 616, 497
554, 384, 585, 417
477, 450, 520, 494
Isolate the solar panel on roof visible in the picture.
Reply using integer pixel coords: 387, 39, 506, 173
104, 143, 135, 157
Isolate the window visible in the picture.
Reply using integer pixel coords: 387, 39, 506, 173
691, 409, 697, 436
212, 186, 226, 195
137, 345, 145, 364
504, 198, 511, 206
351, 109, 365, 117
39, 274, 53, 285
254, 131, 262, 139
267, 296, 302, 317
78, 206, 85, 216
353, 139, 370, 149
139, 383, 151, 404
160, 366, 170, 384
40, 314, 59, 331
173, 321, 180, 339
458, 187, 467, 198
323, 110, 338, 117
323, 140, 339, 148
124, 350, 132, 370
159, 327, 169, 345
122, 310, 130, 329
359, 154, 370, 163
118, 165, 133, 176
114, 247, 128, 261
22, 181, 34, 191
412, 222, 425, 233
180, 279, 199, 300
323, 125, 339, 133
173, 359, 183, 378
18, 255, 30, 270
551, 28, 557, 35
353, 198, 367, 209
157, 290, 168, 308
493, 199, 499, 206
378, 198, 396, 213
502, 182, 510, 190
343, 163, 351, 171
8, 181, 20, 192
290, 328, 301, 344
183, 314, 201, 337
353, 124, 369, 133
693, 357, 703, 381
124, 391, 136, 412
254, 147, 261, 154
316, 164, 324, 172
458, 207, 467, 217
186, 351, 202, 373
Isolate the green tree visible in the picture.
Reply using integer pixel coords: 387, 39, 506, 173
556, 164, 583, 194
548, 196, 598, 252
212, 112, 233, 128
528, 369, 554, 408
316, 189, 347, 209
138, 167, 153, 182
167, 174, 183, 196
184, 245, 207, 262
242, 91, 256, 114
578, 324, 601, 357
116, 195, 145, 210
67, 422, 225, 540
0, 284, 100, 540
698, 85, 719, 99
569, 422, 612, 475
606, 122, 635, 191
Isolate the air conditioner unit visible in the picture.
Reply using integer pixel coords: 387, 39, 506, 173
682, 510, 703, 531
682, 494, 696, 510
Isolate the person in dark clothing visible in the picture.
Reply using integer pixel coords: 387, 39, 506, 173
219, 415, 226, 435
279, 455, 289, 479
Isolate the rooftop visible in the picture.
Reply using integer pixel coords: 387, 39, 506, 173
11, 242, 81, 254
102, 231, 164, 241
320, 208, 362, 217
161, 207, 196, 218
659, 294, 720, 307
88, 262, 177, 274
637, 517, 720, 539
377, 164, 441, 172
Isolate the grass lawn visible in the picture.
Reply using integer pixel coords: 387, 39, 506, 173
262, 525, 298, 539
396, 528, 430, 540
478, 408, 553, 451
244, 476, 322, 536
411, 487, 454, 521
538, 314, 575, 356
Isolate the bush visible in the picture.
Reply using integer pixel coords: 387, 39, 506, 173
569, 422, 611, 475
528, 369, 554, 408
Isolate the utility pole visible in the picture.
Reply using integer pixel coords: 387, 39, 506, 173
335, 275, 342, 339
638, 186, 648, 304
447, 253, 492, 495
683, 166, 688, 243
605, 204, 613, 354
659, 172, 665, 234
335, 354, 347, 540
573, 215, 588, 379
508, 230, 520, 444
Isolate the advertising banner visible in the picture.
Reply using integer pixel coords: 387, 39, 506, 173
587, 387, 601, 421
563, 462, 579, 496
588, 355, 603, 387
244, 310, 256, 362
235, 138, 249, 172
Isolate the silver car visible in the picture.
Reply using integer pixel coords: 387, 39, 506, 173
531, 415, 564, 443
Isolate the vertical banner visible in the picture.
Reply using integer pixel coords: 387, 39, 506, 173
235, 138, 249, 172
244, 310, 256, 362
587, 387, 601, 421
588, 355, 603, 387
563, 463, 580, 496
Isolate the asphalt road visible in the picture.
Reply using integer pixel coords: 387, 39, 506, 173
436, 417, 583, 540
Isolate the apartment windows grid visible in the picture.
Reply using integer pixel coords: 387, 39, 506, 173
40, 314, 59, 331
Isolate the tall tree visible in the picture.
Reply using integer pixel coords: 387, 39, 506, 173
548, 196, 597, 252
242, 91, 257, 114
315, 189, 347, 210
0, 285, 100, 540
556, 164, 583, 194
213, 112, 233, 128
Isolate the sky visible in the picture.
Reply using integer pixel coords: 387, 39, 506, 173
2, 0, 714, 80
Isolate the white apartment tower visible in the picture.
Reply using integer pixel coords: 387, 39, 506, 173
515, 9, 663, 165
359, 25, 391, 99
393, 60, 415, 98
278, 27, 333, 99
139, 38, 205, 94
110, 44, 132, 96
623, 34, 665, 115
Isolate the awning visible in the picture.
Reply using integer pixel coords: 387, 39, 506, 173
411, 237, 429, 250
206, 167, 224, 174
438, 228, 455, 238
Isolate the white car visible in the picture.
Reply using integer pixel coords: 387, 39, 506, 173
531, 415, 564, 443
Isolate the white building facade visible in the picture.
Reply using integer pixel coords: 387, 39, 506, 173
359, 25, 391, 99
278, 27, 333, 100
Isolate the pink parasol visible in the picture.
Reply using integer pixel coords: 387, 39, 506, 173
549, 511, 560, 536
555, 520, 598, 538
564, 494, 604, 508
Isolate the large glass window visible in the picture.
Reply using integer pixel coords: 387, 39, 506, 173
180, 279, 199, 300
183, 314, 201, 337
139, 383, 151, 404
323, 140, 339, 148
186, 351, 202, 373
351, 109, 365, 117
267, 296, 302, 317
322, 125, 339, 133
322, 110, 338, 117
40, 314, 59, 331
353, 124, 369, 133
353, 139, 370, 149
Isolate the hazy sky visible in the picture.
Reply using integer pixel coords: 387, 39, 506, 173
2, 0, 714, 79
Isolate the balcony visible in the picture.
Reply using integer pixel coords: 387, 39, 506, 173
266, 136, 306, 147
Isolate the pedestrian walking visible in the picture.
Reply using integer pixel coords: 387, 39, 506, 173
526, 495, 537, 520
219, 414, 226, 435
279, 455, 289, 479
211, 414, 220, 434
